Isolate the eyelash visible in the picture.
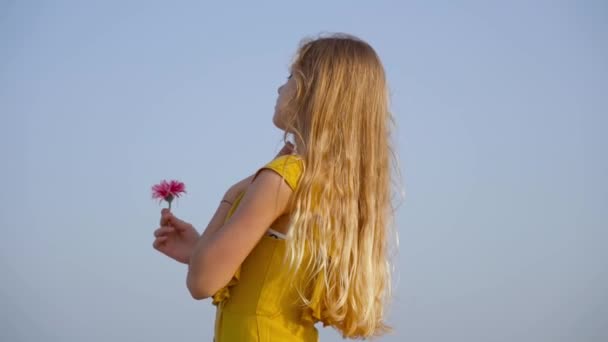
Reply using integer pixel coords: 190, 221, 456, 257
287, 73, 293, 80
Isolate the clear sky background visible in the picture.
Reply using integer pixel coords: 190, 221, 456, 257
1, 1, 606, 341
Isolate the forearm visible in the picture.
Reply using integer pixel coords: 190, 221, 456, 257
185, 197, 231, 298
186, 192, 244, 298
187, 176, 254, 298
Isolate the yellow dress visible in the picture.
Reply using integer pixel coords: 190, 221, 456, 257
211, 154, 328, 342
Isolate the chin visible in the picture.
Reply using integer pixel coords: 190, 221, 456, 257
274, 122, 286, 131
272, 114, 285, 130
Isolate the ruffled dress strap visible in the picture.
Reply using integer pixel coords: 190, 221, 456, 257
253, 153, 303, 191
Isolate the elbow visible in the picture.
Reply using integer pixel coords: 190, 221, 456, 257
187, 247, 230, 300
186, 273, 215, 300
189, 288, 211, 301
188, 282, 212, 300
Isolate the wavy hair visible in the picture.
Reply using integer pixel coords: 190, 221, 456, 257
280, 33, 401, 338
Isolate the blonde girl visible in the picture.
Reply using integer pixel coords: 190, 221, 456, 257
153, 33, 399, 341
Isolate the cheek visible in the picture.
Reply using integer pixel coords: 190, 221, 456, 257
274, 81, 296, 126
276, 93, 289, 115
276, 92, 284, 107
280, 87, 296, 110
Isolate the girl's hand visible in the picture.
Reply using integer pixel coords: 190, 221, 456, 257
274, 141, 295, 158
153, 209, 200, 264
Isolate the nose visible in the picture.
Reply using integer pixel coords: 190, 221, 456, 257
277, 85, 283, 95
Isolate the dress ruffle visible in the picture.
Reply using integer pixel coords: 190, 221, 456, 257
299, 270, 332, 327
211, 266, 241, 306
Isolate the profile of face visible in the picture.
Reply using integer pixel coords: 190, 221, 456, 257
273, 74, 296, 131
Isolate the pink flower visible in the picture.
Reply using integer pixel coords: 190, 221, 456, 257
152, 180, 186, 209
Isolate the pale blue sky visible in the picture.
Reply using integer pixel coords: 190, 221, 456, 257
1, 1, 606, 341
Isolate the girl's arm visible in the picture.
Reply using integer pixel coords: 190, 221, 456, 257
186, 168, 292, 299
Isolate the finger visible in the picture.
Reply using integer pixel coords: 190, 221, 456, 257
153, 226, 174, 237
277, 142, 294, 156
282, 142, 294, 152
153, 236, 168, 249
160, 210, 175, 226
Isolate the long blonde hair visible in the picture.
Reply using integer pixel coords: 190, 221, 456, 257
281, 33, 401, 338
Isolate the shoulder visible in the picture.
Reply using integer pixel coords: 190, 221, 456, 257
230, 156, 299, 222
253, 154, 304, 191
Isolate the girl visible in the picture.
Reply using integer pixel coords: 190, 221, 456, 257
153, 33, 398, 341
